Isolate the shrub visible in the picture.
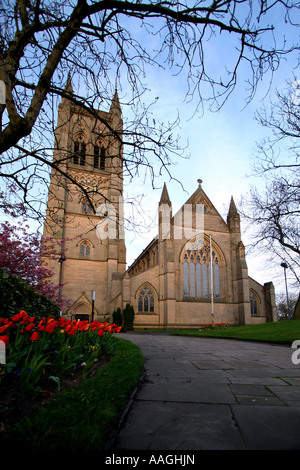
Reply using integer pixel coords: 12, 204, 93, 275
0, 269, 60, 320
112, 307, 123, 327
122, 303, 135, 331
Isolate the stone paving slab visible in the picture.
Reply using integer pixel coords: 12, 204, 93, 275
232, 405, 300, 450
267, 385, 300, 406
113, 401, 246, 450
112, 333, 300, 450
138, 380, 237, 404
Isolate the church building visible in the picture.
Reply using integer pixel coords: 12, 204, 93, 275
43, 81, 277, 328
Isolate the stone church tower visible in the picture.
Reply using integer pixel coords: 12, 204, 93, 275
43, 78, 126, 320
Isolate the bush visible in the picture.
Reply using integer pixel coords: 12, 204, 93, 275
112, 307, 123, 327
123, 303, 135, 331
0, 269, 60, 320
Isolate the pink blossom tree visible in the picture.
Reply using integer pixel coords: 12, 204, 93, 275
0, 220, 69, 309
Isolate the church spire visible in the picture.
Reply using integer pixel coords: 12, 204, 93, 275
65, 71, 73, 95
228, 196, 238, 216
60, 72, 73, 110
110, 89, 121, 115
159, 183, 172, 207
227, 196, 240, 232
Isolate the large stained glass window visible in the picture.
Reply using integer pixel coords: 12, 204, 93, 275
183, 244, 221, 298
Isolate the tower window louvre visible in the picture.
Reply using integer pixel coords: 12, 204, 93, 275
73, 138, 86, 166
80, 142, 86, 166
100, 147, 105, 169
94, 145, 106, 169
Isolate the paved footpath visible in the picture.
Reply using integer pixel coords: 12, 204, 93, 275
112, 333, 300, 450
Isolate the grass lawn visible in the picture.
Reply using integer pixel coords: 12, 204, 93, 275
171, 320, 300, 344
1, 337, 144, 451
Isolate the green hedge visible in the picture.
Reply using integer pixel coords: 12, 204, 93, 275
0, 269, 60, 320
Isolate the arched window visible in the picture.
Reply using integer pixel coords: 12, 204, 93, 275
183, 243, 221, 298
82, 200, 93, 214
138, 286, 155, 313
250, 290, 259, 316
94, 143, 106, 170
79, 240, 91, 258
73, 135, 86, 166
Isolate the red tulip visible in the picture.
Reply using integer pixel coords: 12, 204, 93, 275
12, 312, 25, 322
25, 323, 35, 332
30, 331, 39, 341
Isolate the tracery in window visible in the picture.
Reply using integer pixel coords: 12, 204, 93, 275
250, 290, 259, 316
73, 135, 86, 165
79, 240, 91, 257
183, 244, 221, 298
138, 286, 155, 313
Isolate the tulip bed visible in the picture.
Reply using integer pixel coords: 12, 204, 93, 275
0, 310, 121, 397
198, 322, 230, 331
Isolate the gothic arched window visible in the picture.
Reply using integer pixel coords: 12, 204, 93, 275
82, 200, 93, 214
94, 143, 106, 170
250, 290, 259, 316
138, 286, 155, 313
183, 243, 221, 299
79, 240, 91, 258
73, 135, 86, 166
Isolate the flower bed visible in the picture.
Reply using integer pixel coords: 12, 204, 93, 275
0, 310, 121, 397
198, 322, 230, 331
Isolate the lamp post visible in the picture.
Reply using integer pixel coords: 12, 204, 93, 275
281, 262, 291, 320
210, 235, 214, 325
58, 254, 66, 316
91, 290, 96, 322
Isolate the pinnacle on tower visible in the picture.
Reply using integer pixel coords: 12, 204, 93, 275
65, 71, 73, 95
159, 183, 172, 206
110, 89, 121, 115
228, 196, 238, 216
227, 196, 240, 231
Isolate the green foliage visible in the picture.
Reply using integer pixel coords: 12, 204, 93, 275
112, 307, 123, 327
122, 303, 135, 331
0, 269, 59, 320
